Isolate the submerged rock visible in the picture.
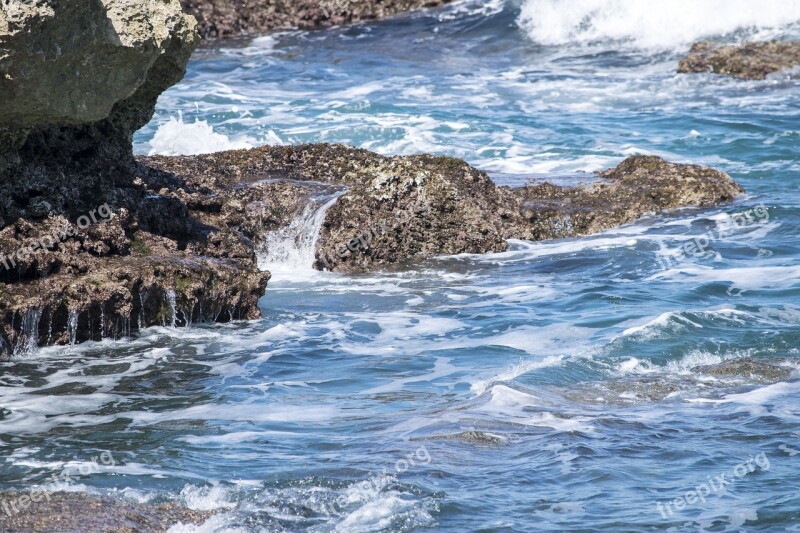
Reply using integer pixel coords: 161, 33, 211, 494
562, 357, 795, 405
678, 41, 800, 80
0, 491, 213, 532
180, 0, 454, 39
691, 357, 794, 383
414, 430, 508, 445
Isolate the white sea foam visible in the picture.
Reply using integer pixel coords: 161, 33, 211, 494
470, 355, 564, 396
518, 0, 800, 50
148, 116, 255, 156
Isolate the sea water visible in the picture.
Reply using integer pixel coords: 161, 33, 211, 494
3, 0, 800, 530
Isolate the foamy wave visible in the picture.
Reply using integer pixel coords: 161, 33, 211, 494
518, 0, 800, 49
148, 116, 255, 156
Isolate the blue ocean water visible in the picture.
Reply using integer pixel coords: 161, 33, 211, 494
4, 0, 800, 531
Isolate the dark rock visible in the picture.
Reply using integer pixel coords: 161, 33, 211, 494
143, 146, 743, 275
1, 141, 744, 356
179, 0, 454, 39
0, 1, 276, 357
0, 491, 214, 532
678, 41, 800, 80
504, 155, 744, 242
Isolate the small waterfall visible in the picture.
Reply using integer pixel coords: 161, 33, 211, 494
258, 192, 343, 278
138, 292, 146, 331
13, 308, 42, 355
68, 309, 78, 346
166, 289, 177, 328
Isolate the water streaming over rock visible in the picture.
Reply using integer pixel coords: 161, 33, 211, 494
166, 289, 178, 328
67, 309, 78, 346
13, 308, 42, 356
258, 192, 344, 280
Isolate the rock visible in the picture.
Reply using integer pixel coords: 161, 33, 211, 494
504, 155, 744, 242
0, 139, 744, 355
0, 1, 277, 357
692, 357, 793, 383
143, 146, 743, 274
414, 430, 508, 445
677, 41, 800, 80
0, 0, 199, 212
179, 0, 454, 39
0, 491, 214, 532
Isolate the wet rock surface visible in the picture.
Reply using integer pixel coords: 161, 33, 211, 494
691, 357, 794, 383
179, 0, 454, 39
1, 141, 744, 355
0, 491, 213, 532
144, 146, 743, 275
0, 0, 273, 357
678, 41, 800, 80
414, 430, 508, 445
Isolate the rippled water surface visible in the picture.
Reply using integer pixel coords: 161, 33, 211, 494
4, 0, 800, 531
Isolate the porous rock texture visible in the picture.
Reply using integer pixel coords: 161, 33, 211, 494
180, 0, 454, 39
0, 1, 272, 357
0, 491, 214, 532
143, 145, 744, 274
678, 41, 800, 80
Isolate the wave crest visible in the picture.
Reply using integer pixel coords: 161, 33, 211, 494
518, 0, 800, 49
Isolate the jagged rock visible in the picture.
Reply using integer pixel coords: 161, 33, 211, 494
1, 142, 744, 354
142, 146, 743, 274
678, 41, 800, 80
0, 491, 214, 532
0, 1, 278, 357
180, 0, 454, 39
505, 155, 744, 242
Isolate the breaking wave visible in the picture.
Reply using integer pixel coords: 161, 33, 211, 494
518, 0, 800, 49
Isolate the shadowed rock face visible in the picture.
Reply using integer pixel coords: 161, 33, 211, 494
0, 1, 274, 357
0, 0, 198, 218
179, 0, 454, 39
678, 41, 800, 80
0, 491, 213, 532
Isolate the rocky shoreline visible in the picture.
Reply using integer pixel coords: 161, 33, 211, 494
678, 40, 800, 80
0, 1, 747, 357
179, 0, 455, 39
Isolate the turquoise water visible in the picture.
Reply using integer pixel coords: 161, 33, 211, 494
4, 1, 800, 531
